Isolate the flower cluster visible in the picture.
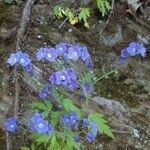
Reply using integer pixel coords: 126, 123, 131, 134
82, 119, 98, 142
49, 68, 79, 90
119, 42, 147, 64
7, 51, 32, 73
28, 112, 53, 135
36, 48, 58, 62
60, 112, 80, 129
4, 117, 19, 132
36, 43, 93, 70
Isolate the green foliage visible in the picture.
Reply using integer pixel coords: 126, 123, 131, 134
29, 133, 51, 145
53, 5, 66, 19
20, 147, 30, 150
31, 100, 52, 118
88, 112, 114, 139
78, 8, 90, 28
62, 98, 81, 117
95, 0, 111, 16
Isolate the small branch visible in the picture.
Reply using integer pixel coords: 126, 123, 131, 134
58, 18, 68, 29
14, 0, 36, 119
6, 131, 11, 150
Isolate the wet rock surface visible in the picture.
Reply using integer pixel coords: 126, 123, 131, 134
0, 0, 150, 149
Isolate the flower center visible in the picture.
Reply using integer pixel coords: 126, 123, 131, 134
60, 75, 66, 81
47, 53, 52, 58
10, 124, 15, 129
20, 58, 25, 63
38, 123, 44, 128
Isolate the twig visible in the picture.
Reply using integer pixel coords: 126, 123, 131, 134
14, 0, 36, 119
6, 131, 11, 150
58, 18, 68, 29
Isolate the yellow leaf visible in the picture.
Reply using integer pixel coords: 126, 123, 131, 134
84, 22, 89, 28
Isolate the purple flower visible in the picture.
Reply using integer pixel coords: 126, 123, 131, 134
60, 112, 80, 129
49, 68, 78, 90
82, 118, 90, 128
80, 46, 90, 61
7, 53, 18, 66
91, 121, 98, 136
84, 58, 94, 70
66, 68, 77, 80
7, 51, 31, 67
60, 115, 70, 125
29, 113, 53, 135
4, 117, 19, 132
121, 48, 130, 58
74, 135, 80, 143
17, 52, 31, 67
45, 48, 58, 62
66, 45, 81, 61
55, 42, 68, 55
118, 42, 147, 64
39, 85, 51, 99
83, 83, 93, 93
86, 132, 95, 142
49, 71, 69, 85
36, 48, 47, 61
127, 42, 146, 57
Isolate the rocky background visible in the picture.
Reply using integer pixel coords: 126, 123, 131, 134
0, 0, 150, 149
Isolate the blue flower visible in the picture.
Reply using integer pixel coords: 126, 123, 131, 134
39, 85, 51, 99
66, 45, 81, 61
80, 46, 90, 61
86, 132, 95, 142
45, 48, 58, 62
74, 135, 80, 143
84, 58, 94, 70
127, 42, 146, 57
7, 51, 31, 67
17, 51, 31, 67
7, 53, 18, 66
82, 118, 90, 128
36, 48, 47, 61
4, 117, 19, 132
29, 113, 53, 135
91, 121, 98, 136
120, 48, 130, 58
60, 112, 80, 129
49, 68, 78, 90
83, 83, 93, 93
55, 42, 68, 55
118, 42, 147, 64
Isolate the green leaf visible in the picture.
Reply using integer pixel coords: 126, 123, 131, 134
20, 147, 30, 150
78, 8, 90, 23
88, 112, 114, 139
43, 100, 52, 110
50, 134, 56, 149
62, 99, 81, 117
42, 110, 51, 118
95, 0, 110, 16
31, 143, 36, 150
31, 101, 52, 112
51, 112, 62, 126
35, 135, 51, 143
